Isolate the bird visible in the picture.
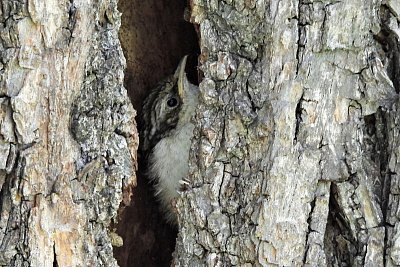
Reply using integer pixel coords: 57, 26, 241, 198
140, 56, 199, 224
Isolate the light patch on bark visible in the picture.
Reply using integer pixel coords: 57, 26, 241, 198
0, 0, 137, 266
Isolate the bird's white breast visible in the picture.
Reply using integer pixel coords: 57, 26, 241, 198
149, 122, 195, 221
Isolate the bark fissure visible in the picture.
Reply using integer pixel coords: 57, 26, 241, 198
296, 1, 308, 75
294, 92, 304, 143
53, 243, 58, 267
174, 0, 400, 266
0, 0, 399, 266
0, 0, 137, 266
65, 0, 76, 44
302, 196, 317, 265
375, 5, 400, 94
325, 183, 358, 266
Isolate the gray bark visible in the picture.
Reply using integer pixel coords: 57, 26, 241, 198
0, 0, 399, 267
0, 1, 137, 266
175, 1, 400, 267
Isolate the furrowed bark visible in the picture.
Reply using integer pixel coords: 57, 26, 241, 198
0, 0, 137, 266
175, 1, 400, 266
1, 0, 399, 266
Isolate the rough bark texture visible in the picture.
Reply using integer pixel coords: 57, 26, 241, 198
174, 1, 400, 266
1, 0, 400, 266
0, 0, 137, 266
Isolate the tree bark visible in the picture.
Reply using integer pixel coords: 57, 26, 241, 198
1, 0, 400, 267
175, 1, 400, 266
0, 0, 137, 266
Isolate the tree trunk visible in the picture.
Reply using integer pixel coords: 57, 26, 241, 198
174, 1, 400, 266
0, 0, 137, 266
1, 0, 400, 267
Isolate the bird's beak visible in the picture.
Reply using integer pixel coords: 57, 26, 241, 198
175, 55, 188, 99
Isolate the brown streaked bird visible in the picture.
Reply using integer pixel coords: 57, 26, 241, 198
140, 56, 199, 224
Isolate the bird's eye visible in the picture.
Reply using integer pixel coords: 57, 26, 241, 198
167, 97, 179, 107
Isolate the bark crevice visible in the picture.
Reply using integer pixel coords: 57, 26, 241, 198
114, 0, 199, 266
375, 5, 400, 94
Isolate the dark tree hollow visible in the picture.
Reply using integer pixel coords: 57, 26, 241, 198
114, 1, 199, 267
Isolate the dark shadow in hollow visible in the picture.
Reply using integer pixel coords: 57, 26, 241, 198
114, 1, 199, 267
324, 183, 358, 267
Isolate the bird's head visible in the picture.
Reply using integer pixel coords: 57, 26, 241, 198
141, 56, 199, 152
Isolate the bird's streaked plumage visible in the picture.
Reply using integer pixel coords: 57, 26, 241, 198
140, 56, 199, 224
